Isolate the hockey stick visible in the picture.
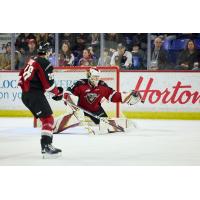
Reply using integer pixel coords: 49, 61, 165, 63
65, 100, 125, 132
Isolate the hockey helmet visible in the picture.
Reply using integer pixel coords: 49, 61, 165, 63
37, 42, 51, 55
88, 67, 101, 87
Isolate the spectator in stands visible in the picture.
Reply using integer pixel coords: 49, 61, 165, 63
36, 33, 48, 43
59, 33, 76, 51
17, 38, 37, 68
150, 37, 168, 70
0, 42, 11, 70
78, 48, 96, 66
110, 43, 132, 69
97, 48, 111, 66
131, 34, 147, 51
91, 33, 100, 46
87, 46, 98, 62
18, 46, 26, 69
0, 42, 21, 70
48, 48, 56, 66
15, 34, 28, 51
104, 33, 125, 52
1, 44, 6, 53
122, 33, 133, 51
25, 39, 37, 58
58, 40, 74, 66
90, 33, 100, 58
75, 34, 90, 54
25, 33, 36, 41
15, 33, 36, 52
176, 39, 200, 70
131, 44, 146, 69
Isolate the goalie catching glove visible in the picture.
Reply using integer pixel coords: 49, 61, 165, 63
122, 90, 143, 105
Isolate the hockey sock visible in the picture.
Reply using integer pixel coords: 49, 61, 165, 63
40, 115, 54, 147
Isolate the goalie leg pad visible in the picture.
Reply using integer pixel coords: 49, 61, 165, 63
53, 112, 80, 134
99, 118, 127, 134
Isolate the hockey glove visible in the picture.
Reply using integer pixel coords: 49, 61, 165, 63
126, 90, 143, 105
52, 87, 63, 101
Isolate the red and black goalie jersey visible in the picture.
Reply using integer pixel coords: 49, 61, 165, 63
67, 79, 122, 112
18, 57, 56, 94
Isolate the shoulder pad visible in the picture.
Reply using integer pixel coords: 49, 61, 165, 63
71, 79, 87, 88
99, 80, 108, 87
67, 79, 87, 93
75, 79, 87, 85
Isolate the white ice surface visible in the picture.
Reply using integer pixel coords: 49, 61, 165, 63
0, 118, 200, 166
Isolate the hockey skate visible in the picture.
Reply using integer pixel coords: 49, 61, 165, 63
41, 135, 62, 159
41, 144, 62, 159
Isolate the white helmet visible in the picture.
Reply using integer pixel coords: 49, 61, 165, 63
88, 67, 101, 87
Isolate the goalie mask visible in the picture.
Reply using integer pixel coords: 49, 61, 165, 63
88, 67, 101, 87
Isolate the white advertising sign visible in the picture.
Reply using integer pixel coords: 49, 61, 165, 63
120, 72, 200, 112
0, 71, 199, 112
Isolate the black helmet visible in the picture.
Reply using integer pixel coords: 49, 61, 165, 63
37, 42, 51, 55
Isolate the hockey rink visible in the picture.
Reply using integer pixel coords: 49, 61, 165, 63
0, 117, 200, 166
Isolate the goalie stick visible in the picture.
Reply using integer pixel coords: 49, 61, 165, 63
65, 100, 125, 132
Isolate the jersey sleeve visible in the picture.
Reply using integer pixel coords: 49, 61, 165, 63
36, 59, 59, 95
99, 80, 122, 102
110, 91, 122, 102
67, 79, 86, 96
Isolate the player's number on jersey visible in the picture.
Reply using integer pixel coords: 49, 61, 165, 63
23, 64, 34, 80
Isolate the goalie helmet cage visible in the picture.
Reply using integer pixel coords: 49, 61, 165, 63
33, 66, 120, 127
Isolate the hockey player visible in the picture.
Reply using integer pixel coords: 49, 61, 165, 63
63, 67, 141, 128
18, 42, 63, 157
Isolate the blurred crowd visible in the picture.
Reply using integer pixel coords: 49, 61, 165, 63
0, 33, 200, 71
